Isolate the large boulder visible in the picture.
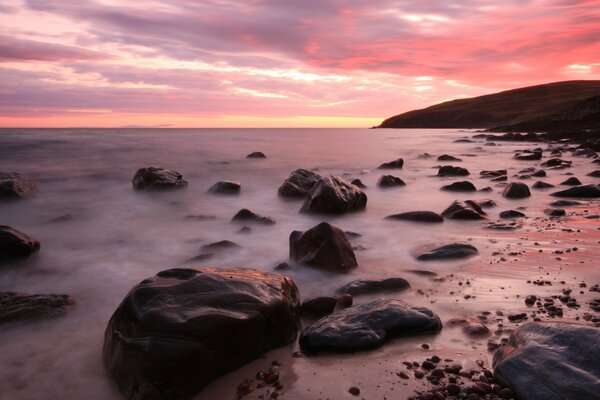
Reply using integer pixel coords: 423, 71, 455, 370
502, 182, 531, 199
278, 169, 321, 198
289, 222, 357, 273
385, 211, 444, 223
335, 278, 410, 296
0, 225, 40, 261
299, 299, 441, 353
132, 167, 187, 190
441, 200, 486, 220
493, 322, 600, 400
377, 175, 406, 187
0, 292, 74, 324
207, 181, 240, 194
377, 158, 404, 169
552, 184, 600, 198
103, 267, 300, 400
440, 181, 476, 192
438, 166, 470, 176
0, 172, 36, 199
416, 243, 478, 261
300, 176, 367, 214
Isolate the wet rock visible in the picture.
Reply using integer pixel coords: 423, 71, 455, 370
201, 240, 240, 251
486, 221, 521, 230
0, 172, 36, 199
103, 267, 300, 400
289, 222, 357, 273
438, 166, 470, 176
479, 186, 493, 192
480, 169, 507, 178
552, 184, 600, 198
132, 167, 187, 190
351, 178, 366, 189
474, 199, 497, 208
231, 209, 275, 225
587, 170, 600, 178
278, 169, 321, 198
246, 151, 266, 158
573, 148, 597, 158
532, 169, 547, 177
300, 176, 367, 214
299, 299, 441, 353
544, 208, 566, 217
541, 158, 572, 169
378, 158, 404, 169
437, 154, 462, 162
416, 243, 478, 261
549, 200, 583, 207
441, 181, 476, 192
377, 175, 406, 187
532, 181, 554, 189
418, 153, 434, 159
336, 277, 410, 296
493, 322, 600, 400
301, 297, 338, 318
385, 211, 444, 223
560, 177, 582, 186
502, 182, 531, 199
447, 318, 490, 337
0, 292, 74, 324
492, 175, 508, 182
208, 180, 241, 194
514, 151, 542, 160
441, 200, 486, 220
500, 210, 526, 219
0, 226, 40, 261
273, 261, 290, 271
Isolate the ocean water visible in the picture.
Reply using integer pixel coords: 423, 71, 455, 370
0, 128, 599, 399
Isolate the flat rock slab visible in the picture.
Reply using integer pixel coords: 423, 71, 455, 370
132, 167, 187, 190
335, 278, 410, 296
0, 292, 74, 324
299, 299, 441, 353
103, 267, 300, 400
0, 172, 36, 199
416, 243, 478, 261
385, 211, 443, 223
0, 225, 40, 261
493, 322, 600, 400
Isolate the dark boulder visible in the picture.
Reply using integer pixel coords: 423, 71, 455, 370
278, 169, 321, 198
377, 158, 404, 169
300, 176, 367, 214
532, 181, 554, 189
103, 267, 300, 400
351, 178, 367, 189
301, 296, 352, 318
246, 151, 266, 158
441, 200, 486, 220
493, 322, 600, 400
532, 169, 547, 177
502, 182, 531, 199
541, 158, 572, 169
299, 299, 441, 353
201, 240, 239, 252
560, 177, 582, 186
207, 181, 241, 194
500, 210, 526, 219
438, 166, 470, 176
335, 278, 410, 296
514, 151, 542, 160
437, 154, 462, 162
385, 211, 444, 223
573, 148, 597, 158
475, 199, 497, 208
441, 181, 476, 192
415, 243, 478, 261
0, 226, 40, 261
132, 167, 187, 190
231, 209, 275, 225
549, 200, 583, 207
552, 184, 600, 198
377, 175, 406, 187
0, 172, 36, 199
289, 222, 357, 273
491, 175, 507, 182
587, 170, 600, 177
0, 292, 74, 324
480, 169, 507, 178
544, 208, 566, 217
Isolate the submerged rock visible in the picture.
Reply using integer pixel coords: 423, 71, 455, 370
335, 278, 410, 296
532, 169, 547, 177
416, 243, 478, 261
438, 165, 470, 176
299, 299, 441, 353
231, 209, 275, 225
301, 296, 352, 318
502, 182, 531, 199
377, 175, 406, 187
532, 181, 555, 189
549, 200, 583, 207
514, 151, 542, 160
500, 210, 526, 219
351, 178, 367, 189
300, 176, 367, 214
544, 208, 566, 217
480, 169, 507, 178
437, 154, 462, 162
207, 180, 241, 194
103, 267, 300, 400
440, 181, 476, 192
246, 151, 266, 158
289, 222, 357, 273
278, 169, 321, 198
132, 167, 187, 190
587, 170, 600, 177
552, 184, 600, 198
385, 211, 444, 223
441, 200, 486, 220
0, 172, 36, 199
493, 322, 600, 400
0, 225, 40, 261
560, 177, 582, 186
377, 158, 404, 169
541, 158, 572, 169
0, 292, 74, 324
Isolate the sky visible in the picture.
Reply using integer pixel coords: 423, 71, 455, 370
0, 0, 599, 128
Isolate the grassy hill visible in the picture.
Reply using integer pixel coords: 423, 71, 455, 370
378, 80, 600, 130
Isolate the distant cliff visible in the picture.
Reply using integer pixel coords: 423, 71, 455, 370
377, 80, 600, 131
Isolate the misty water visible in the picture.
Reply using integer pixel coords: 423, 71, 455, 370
1, 128, 599, 399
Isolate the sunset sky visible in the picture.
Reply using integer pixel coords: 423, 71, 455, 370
1, 0, 599, 128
